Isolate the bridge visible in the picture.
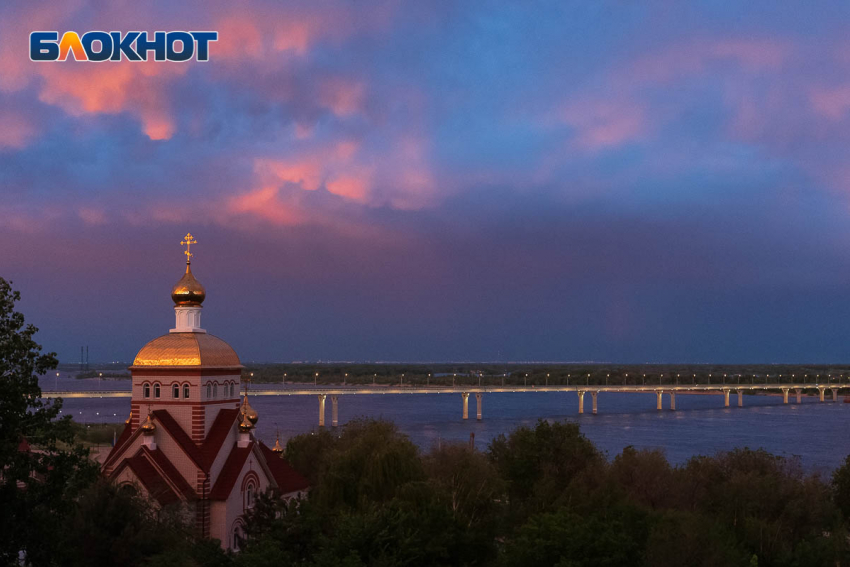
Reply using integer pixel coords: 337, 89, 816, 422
42, 382, 844, 427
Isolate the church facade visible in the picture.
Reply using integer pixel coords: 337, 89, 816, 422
102, 234, 307, 550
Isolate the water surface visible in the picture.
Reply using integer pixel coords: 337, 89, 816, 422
44, 375, 850, 474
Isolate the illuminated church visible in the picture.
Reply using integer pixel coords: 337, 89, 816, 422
102, 234, 308, 550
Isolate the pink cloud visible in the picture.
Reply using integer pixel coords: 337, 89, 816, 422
256, 158, 323, 191
34, 62, 186, 140
326, 171, 372, 203
0, 111, 36, 149
78, 207, 106, 225
320, 78, 366, 116
228, 186, 303, 225
561, 100, 648, 150
628, 37, 790, 84
810, 85, 850, 120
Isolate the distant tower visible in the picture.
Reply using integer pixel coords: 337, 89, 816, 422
80, 346, 84, 371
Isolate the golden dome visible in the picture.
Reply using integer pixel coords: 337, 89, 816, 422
131, 333, 241, 368
238, 413, 254, 433
272, 436, 283, 454
171, 263, 206, 306
240, 394, 258, 425
140, 413, 156, 434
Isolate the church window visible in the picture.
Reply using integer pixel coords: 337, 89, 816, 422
154, 383, 161, 398
143, 384, 150, 398
206, 384, 211, 398
183, 384, 190, 398
246, 482, 255, 509
172, 384, 179, 399
231, 523, 244, 551
230, 383, 235, 397
213, 383, 218, 398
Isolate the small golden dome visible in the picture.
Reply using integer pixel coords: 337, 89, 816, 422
240, 395, 258, 425
272, 437, 283, 454
171, 263, 206, 306
140, 413, 156, 434
238, 413, 254, 433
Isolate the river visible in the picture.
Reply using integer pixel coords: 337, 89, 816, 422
42, 374, 850, 475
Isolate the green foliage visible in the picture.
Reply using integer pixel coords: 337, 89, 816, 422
502, 504, 650, 567
248, 417, 850, 567
488, 420, 604, 518
285, 418, 425, 510
0, 278, 100, 565
833, 454, 850, 519
56, 480, 229, 567
645, 510, 749, 567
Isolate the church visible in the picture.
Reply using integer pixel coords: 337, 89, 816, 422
101, 234, 308, 550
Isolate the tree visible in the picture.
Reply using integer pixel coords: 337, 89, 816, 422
503, 504, 650, 567
488, 420, 604, 518
56, 480, 230, 567
610, 446, 672, 510
288, 418, 425, 511
0, 277, 99, 564
832, 454, 850, 520
645, 510, 749, 567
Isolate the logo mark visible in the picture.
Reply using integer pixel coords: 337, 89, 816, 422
30, 31, 218, 62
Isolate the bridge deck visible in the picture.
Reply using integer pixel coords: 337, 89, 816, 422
41, 383, 838, 398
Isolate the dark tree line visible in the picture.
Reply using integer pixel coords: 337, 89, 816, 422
233, 419, 850, 567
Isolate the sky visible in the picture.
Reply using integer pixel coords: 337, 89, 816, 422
3, 1, 850, 364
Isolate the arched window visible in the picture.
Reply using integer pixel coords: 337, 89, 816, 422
231, 521, 245, 551
154, 383, 161, 398
246, 482, 255, 509
206, 384, 211, 398
213, 383, 218, 398
230, 383, 235, 397
183, 384, 190, 399
242, 473, 259, 511
172, 384, 179, 399
143, 384, 150, 398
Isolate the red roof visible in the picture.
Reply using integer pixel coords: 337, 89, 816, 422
145, 447, 197, 501
152, 410, 206, 469
259, 442, 309, 494
209, 442, 253, 500
201, 408, 240, 467
113, 448, 182, 506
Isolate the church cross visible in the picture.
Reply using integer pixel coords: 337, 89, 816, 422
180, 233, 197, 262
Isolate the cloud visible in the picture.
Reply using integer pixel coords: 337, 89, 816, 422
560, 100, 647, 151
810, 85, 850, 120
0, 111, 36, 149
228, 186, 304, 225
326, 171, 372, 203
